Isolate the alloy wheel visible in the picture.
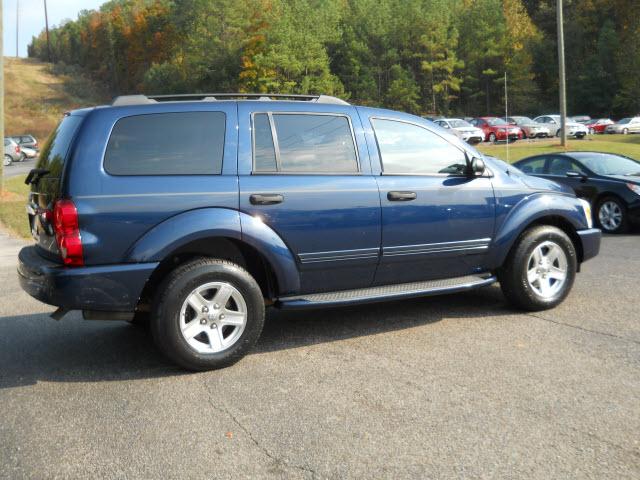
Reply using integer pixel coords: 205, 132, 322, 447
598, 201, 623, 232
179, 281, 247, 354
526, 241, 568, 299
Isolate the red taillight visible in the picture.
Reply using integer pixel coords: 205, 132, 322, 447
53, 199, 83, 266
15, 145, 20, 154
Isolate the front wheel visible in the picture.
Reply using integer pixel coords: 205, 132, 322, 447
595, 197, 628, 234
488, 132, 497, 143
3, 155, 12, 167
498, 226, 577, 311
151, 258, 265, 371
623, 128, 629, 135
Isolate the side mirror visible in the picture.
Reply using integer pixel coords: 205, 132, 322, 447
469, 157, 486, 176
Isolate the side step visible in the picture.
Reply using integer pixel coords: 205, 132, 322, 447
276, 274, 497, 310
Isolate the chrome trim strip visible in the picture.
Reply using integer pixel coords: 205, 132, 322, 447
298, 247, 380, 264
383, 238, 491, 257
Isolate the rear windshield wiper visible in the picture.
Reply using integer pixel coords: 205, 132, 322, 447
24, 168, 50, 186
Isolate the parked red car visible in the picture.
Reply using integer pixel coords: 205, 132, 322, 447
469, 117, 522, 142
585, 118, 614, 134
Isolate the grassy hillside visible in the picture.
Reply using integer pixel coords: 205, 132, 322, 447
3, 57, 108, 140
1, 57, 108, 238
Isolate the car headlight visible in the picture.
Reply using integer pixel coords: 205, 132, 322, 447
579, 198, 593, 228
627, 183, 640, 196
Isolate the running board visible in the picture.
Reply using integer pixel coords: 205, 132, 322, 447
276, 274, 496, 310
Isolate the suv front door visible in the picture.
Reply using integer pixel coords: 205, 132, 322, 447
238, 103, 381, 294
362, 113, 496, 285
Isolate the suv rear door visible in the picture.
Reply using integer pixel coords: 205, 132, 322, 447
238, 103, 380, 294
360, 110, 496, 285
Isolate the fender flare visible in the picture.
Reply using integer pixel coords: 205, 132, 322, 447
125, 208, 300, 295
490, 193, 588, 266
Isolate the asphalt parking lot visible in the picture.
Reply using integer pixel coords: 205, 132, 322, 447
0, 229, 638, 479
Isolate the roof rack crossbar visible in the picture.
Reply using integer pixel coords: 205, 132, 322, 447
112, 93, 349, 106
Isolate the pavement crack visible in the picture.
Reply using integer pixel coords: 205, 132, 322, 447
202, 381, 317, 479
527, 313, 640, 345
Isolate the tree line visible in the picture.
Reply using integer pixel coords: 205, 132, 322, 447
28, 0, 639, 118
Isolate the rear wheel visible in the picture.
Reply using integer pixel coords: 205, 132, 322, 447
3, 155, 12, 167
498, 226, 577, 311
595, 196, 628, 234
151, 258, 265, 371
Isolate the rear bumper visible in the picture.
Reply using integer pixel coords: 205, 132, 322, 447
577, 228, 601, 263
18, 246, 158, 312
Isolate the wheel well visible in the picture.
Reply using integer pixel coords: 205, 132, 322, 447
523, 216, 583, 263
136, 237, 279, 312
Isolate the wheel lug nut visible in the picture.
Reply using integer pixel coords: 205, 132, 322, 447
200, 318, 207, 325
214, 304, 220, 310
202, 306, 209, 313
220, 314, 225, 320
211, 323, 217, 329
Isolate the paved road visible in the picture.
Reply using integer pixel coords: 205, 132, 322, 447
0, 229, 638, 479
3, 157, 37, 178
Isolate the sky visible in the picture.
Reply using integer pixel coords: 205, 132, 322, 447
3, 0, 105, 57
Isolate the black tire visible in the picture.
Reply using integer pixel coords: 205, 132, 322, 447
151, 257, 265, 371
127, 311, 150, 328
488, 132, 497, 143
497, 225, 577, 311
594, 196, 628, 234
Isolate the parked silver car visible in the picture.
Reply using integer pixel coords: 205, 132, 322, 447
4, 138, 22, 166
532, 115, 588, 138
506, 116, 550, 138
11, 134, 39, 151
433, 118, 484, 144
605, 117, 640, 134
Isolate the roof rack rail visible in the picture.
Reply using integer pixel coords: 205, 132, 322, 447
111, 93, 350, 107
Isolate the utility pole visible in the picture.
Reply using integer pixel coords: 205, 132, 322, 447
505, 72, 509, 162
1, 0, 5, 193
16, 0, 20, 57
557, 0, 567, 147
44, 0, 51, 62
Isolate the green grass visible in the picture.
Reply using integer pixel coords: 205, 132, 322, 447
477, 134, 640, 163
0, 175, 31, 239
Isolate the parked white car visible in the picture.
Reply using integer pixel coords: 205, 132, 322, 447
533, 115, 589, 138
605, 117, 640, 134
433, 118, 484, 144
20, 146, 38, 159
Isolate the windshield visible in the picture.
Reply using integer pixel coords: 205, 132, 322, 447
487, 118, 508, 126
450, 119, 472, 128
618, 118, 631, 124
578, 154, 640, 176
513, 117, 532, 124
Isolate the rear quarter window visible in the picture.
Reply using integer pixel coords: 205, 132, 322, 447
36, 115, 84, 177
104, 111, 226, 175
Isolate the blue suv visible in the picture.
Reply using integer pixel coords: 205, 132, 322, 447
18, 94, 601, 370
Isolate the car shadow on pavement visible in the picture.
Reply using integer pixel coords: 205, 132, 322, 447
0, 285, 513, 388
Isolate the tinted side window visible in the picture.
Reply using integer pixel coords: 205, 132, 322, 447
105, 112, 225, 175
517, 157, 547, 174
274, 114, 358, 173
372, 119, 467, 175
548, 156, 586, 176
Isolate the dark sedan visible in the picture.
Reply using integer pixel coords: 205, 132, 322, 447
514, 152, 640, 233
